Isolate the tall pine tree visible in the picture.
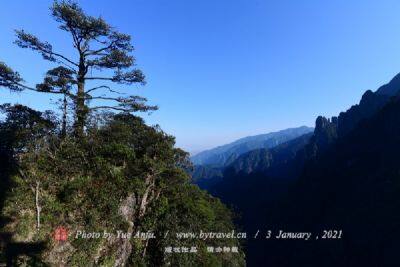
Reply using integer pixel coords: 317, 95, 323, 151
0, 1, 156, 136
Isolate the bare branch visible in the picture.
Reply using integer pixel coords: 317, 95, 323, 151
85, 42, 115, 56
86, 96, 118, 101
89, 106, 133, 112
86, 85, 110, 93
51, 51, 79, 67
85, 77, 113, 81
86, 85, 124, 95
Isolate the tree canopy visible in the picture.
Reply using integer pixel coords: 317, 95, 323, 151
1, 0, 157, 136
0, 1, 246, 266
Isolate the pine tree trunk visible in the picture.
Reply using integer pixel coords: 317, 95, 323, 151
74, 81, 85, 136
61, 93, 67, 137
74, 56, 87, 137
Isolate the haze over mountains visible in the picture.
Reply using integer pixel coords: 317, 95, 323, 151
191, 126, 314, 167
190, 73, 400, 171
190, 126, 313, 187
228, 132, 313, 175
190, 72, 400, 266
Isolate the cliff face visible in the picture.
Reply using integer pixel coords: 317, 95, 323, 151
375, 72, 400, 96
263, 97, 400, 267
305, 73, 400, 158
197, 73, 400, 266
336, 73, 400, 138
306, 116, 338, 156
301, 75, 400, 161
337, 90, 390, 137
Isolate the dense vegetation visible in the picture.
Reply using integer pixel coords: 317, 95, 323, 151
0, 106, 245, 266
3, 1, 400, 266
0, 1, 245, 266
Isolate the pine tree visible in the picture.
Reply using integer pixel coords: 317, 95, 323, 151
0, 1, 157, 136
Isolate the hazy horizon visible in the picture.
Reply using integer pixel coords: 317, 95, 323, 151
2, 0, 400, 154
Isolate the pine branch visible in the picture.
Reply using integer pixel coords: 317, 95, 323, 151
15, 30, 79, 67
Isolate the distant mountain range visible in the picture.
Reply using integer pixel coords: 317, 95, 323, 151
195, 132, 313, 190
192, 72, 400, 266
191, 126, 314, 167
228, 132, 313, 175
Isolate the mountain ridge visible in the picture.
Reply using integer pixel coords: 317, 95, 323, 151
262, 95, 400, 266
191, 126, 314, 167
199, 72, 400, 266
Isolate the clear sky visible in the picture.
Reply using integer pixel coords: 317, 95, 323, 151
1, 0, 400, 154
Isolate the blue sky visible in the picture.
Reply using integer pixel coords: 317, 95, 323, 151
1, 0, 400, 154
